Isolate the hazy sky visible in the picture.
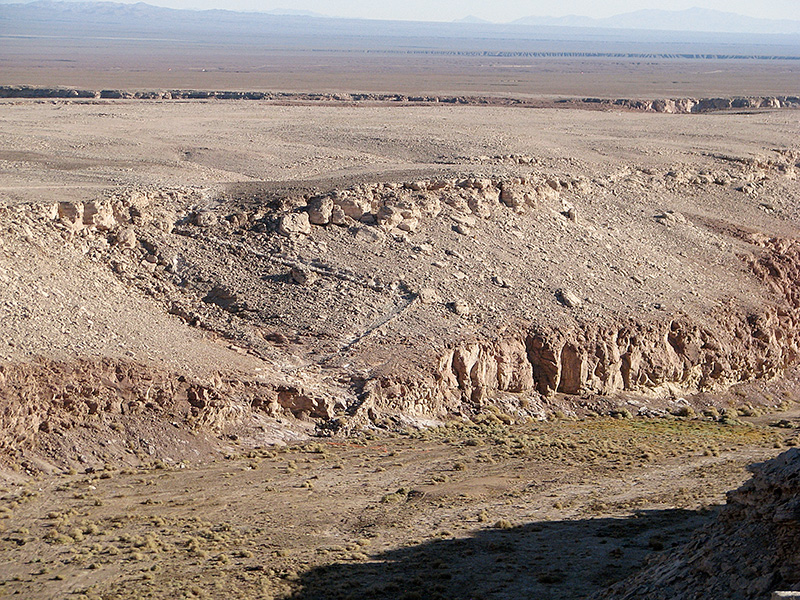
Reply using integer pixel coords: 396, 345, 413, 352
8, 0, 800, 21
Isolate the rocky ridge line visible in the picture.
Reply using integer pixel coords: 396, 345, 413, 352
1, 86, 798, 113
33, 161, 800, 430
3, 162, 800, 464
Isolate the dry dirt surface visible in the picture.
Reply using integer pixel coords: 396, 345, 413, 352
2, 98, 800, 599
0, 413, 798, 600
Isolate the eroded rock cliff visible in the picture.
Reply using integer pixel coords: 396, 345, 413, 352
594, 448, 800, 600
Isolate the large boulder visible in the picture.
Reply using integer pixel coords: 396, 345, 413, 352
306, 196, 334, 225
278, 212, 312, 236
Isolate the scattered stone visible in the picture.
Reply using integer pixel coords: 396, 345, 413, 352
418, 288, 440, 304
226, 212, 249, 227
491, 275, 511, 288
290, 267, 317, 286
565, 207, 577, 222
306, 196, 333, 225
114, 227, 137, 249
454, 223, 472, 236
194, 210, 218, 227
451, 213, 476, 227
354, 226, 385, 244
389, 229, 410, 242
557, 289, 583, 308
450, 299, 470, 316
655, 210, 687, 225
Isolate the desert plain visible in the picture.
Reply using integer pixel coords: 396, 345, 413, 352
2, 6, 800, 599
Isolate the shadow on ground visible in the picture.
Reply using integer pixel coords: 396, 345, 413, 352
289, 508, 711, 600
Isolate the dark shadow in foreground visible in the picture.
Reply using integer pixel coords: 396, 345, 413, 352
288, 508, 712, 600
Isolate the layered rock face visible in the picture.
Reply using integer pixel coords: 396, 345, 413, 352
37, 167, 800, 426
594, 449, 800, 600
364, 232, 800, 420
4, 137, 800, 443
367, 274, 800, 420
1, 85, 798, 114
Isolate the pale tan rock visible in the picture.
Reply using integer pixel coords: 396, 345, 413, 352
114, 227, 137, 249
58, 201, 84, 228
397, 217, 419, 233
194, 210, 218, 227
278, 212, 312, 236
467, 192, 492, 218
499, 184, 529, 210
290, 267, 317, 286
329, 204, 349, 226
558, 289, 582, 308
418, 288, 440, 304
335, 196, 370, 221
354, 226, 385, 244
454, 223, 472, 236
376, 205, 404, 231
451, 213, 476, 227
451, 299, 470, 316
307, 196, 333, 225
83, 201, 116, 230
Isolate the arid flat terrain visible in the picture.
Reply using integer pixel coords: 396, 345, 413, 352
3, 1, 800, 98
2, 5, 800, 596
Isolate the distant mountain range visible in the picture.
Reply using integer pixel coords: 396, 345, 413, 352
453, 15, 492, 25
512, 8, 800, 35
2, 0, 800, 49
262, 8, 325, 18
0, 1, 798, 35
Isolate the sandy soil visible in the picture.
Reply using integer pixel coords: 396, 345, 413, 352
2, 99, 798, 213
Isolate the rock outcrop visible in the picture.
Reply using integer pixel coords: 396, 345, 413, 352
7, 151, 800, 441
594, 449, 800, 600
344, 236, 800, 424
1, 86, 798, 114
0, 356, 349, 468
294, 176, 559, 238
